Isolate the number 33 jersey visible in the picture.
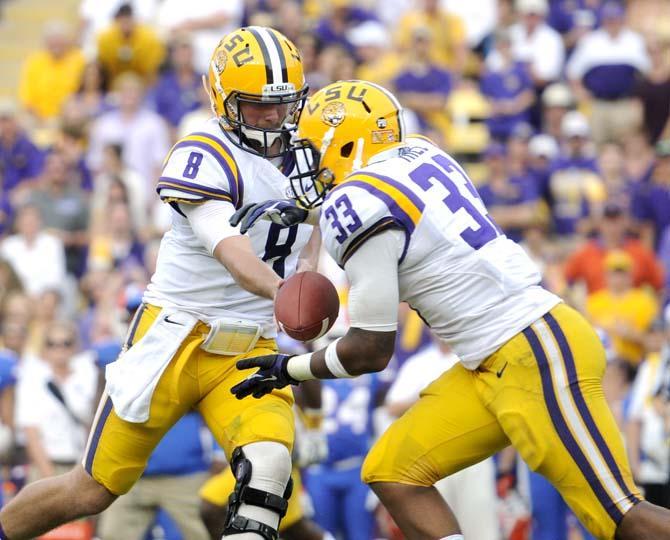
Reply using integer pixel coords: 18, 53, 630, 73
320, 136, 560, 368
144, 118, 312, 335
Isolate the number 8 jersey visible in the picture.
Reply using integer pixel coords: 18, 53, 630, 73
144, 118, 312, 336
320, 136, 560, 368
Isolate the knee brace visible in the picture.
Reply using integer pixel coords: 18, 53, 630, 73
224, 444, 293, 540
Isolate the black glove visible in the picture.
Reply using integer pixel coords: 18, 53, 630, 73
231, 354, 299, 399
230, 200, 309, 234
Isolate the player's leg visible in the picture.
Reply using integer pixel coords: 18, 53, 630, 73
198, 342, 296, 540
477, 303, 670, 539
362, 363, 510, 539
0, 464, 116, 540
0, 305, 199, 539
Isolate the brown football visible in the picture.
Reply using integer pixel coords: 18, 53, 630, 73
274, 271, 340, 342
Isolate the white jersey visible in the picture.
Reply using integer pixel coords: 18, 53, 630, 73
144, 118, 312, 336
320, 136, 560, 368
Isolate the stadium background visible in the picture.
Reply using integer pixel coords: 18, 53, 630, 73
0, 0, 669, 538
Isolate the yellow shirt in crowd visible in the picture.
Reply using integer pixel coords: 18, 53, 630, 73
97, 24, 165, 85
586, 288, 659, 365
395, 10, 466, 69
18, 49, 85, 119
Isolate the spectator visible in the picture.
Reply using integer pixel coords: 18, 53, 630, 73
151, 34, 202, 132
509, 0, 565, 90
88, 202, 144, 273
631, 139, 670, 250
18, 21, 85, 121
156, 0, 244, 74
547, 0, 600, 51
27, 151, 89, 276
87, 72, 170, 202
15, 321, 97, 481
395, 0, 467, 77
480, 30, 535, 141
62, 61, 111, 123
597, 142, 635, 211
626, 319, 670, 508
275, 0, 305, 43
96, 3, 165, 86
0, 259, 23, 308
586, 250, 659, 367
633, 37, 670, 145
0, 292, 32, 335
0, 99, 44, 208
177, 85, 215, 139
442, 0, 498, 59
0, 204, 66, 297
312, 0, 376, 55
79, 0, 160, 57
393, 26, 453, 144
543, 111, 603, 239
567, 1, 650, 145
478, 143, 540, 242
98, 412, 212, 540
564, 202, 664, 294
528, 133, 559, 189
541, 83, 575, 143
349, 22, 399, 88
52, 125, 93, 192
90, 144, 147, 237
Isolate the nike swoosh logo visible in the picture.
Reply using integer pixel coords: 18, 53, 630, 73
164, 315, 184, 326
496, 362, 508, 378
252, 374, 277, 382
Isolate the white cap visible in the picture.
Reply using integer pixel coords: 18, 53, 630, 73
347, 21, 390, 49
542, 83, 573, 108
516, 0, 549, 15
561, 111, 590, 138
529, 134, 559, 159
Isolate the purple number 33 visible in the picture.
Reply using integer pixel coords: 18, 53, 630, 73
324, 194, 362, 244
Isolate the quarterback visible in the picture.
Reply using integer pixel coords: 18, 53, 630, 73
232, 81, 670, 540
0, 27, 318, 540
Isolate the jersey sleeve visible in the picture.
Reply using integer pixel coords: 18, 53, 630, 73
320, 173, 422, 267
157, 132, 243, 208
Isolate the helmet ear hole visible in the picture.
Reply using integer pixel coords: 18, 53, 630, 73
340, 142, 354, 158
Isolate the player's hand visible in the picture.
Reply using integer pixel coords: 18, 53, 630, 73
231, 354, 299, 399
230, 199, 309, 234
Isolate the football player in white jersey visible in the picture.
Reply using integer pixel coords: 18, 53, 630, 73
0, 27, 321, 540
230, 81, 670, 540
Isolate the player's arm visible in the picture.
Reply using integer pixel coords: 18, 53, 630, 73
181, 201, 282, 300
297, 226, 321, 273
231, 229, 402, 399
290, 230, 400, 379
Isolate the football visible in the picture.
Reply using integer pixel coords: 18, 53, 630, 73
274, 271, 340, 342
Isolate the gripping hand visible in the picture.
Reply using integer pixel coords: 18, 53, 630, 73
230, 200, 308, 234
231, 354, 299, 399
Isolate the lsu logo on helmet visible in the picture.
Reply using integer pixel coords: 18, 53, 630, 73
288, 80, 406, 208
206, 26, 308, 158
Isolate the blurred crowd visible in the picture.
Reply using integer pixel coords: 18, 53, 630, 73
0, 0, 670, 538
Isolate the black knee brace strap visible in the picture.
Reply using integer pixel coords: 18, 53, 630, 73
223, 447, 294, 540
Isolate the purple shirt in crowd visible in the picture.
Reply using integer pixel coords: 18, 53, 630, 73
479, 174, 539, 242
480, 62, 533, 140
